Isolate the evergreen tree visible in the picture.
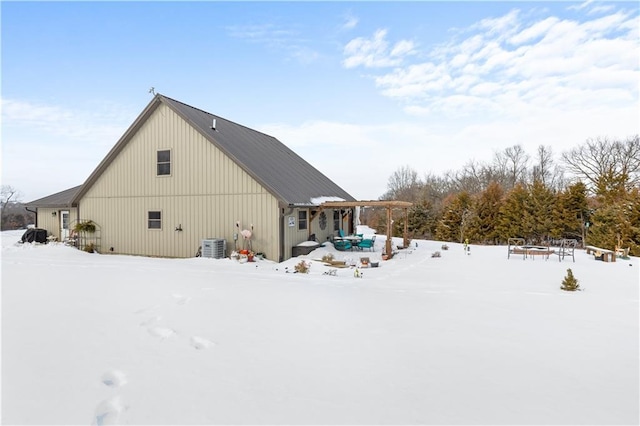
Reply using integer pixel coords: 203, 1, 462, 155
404, 200, 438, 239
469, 181, 504, 244
497, 184, 532, 241
435, 191, 474, 242
553, 182, 589, 241
529, 180, 556, 243
561, 268, 580, 291
588, 189, 640, 256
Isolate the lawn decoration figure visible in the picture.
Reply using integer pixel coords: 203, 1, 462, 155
236, 221, 254, 251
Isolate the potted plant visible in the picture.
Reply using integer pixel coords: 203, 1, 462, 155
74, 220, 96, 233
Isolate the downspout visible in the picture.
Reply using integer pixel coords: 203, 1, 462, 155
25, 207, 37, 227
280, 206, 294, 262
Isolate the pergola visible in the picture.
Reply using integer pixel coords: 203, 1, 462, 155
315, 200, 413, 257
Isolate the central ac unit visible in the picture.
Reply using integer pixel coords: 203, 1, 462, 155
202, 238, 226, 259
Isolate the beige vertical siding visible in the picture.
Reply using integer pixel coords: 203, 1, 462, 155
35, 208, 78, 241
79, 104, 281, 259
282, 207, 342, 259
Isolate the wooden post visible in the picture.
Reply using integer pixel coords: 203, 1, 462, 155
403, 207, 409, 248
385, 206, 392, 257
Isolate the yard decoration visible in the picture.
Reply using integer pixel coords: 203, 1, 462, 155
236, 221, 254, 251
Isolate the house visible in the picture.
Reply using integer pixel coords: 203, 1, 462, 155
26, 94, 356, 261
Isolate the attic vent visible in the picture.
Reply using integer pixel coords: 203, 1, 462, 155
211, 118, 217, 130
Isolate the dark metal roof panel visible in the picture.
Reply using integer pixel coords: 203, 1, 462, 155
161, 96, 355, 206
25, 185, 82, 208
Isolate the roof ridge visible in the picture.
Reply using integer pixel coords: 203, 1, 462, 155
159, 94, 278, 141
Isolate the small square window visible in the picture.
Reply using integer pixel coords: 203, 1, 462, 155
298, 210, 308, 230
157, 150, 171, 176
148, 211, 162, 229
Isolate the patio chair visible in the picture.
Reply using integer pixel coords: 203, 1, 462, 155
338, 229, 346, 238
357, 235, 375, 251
334, 240, 352, 251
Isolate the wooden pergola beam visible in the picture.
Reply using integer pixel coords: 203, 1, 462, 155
319, 200, 413, 257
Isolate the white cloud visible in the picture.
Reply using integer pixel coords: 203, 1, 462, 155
1, 98, 136, 200
342, 29, 416, 69
347, 5, 639, 128
225, 23, 320, 65
341, 15, 359, 31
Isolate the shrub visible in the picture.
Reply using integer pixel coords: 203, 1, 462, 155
295, 260, 311, 273
83, 243, 96, 253
561, 268, 580, 291
431, 251, 441, 258
321, 253, 335, 263
441, 244, 449, 250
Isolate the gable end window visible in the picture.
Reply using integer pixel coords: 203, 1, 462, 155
148, 211, 162, 229
298, 210, 308, 230
157, 150, 171, 176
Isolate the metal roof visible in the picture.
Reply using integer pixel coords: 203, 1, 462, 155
25, 185, 82, 208
161, 96, 355, 206
72, 94, 355, 207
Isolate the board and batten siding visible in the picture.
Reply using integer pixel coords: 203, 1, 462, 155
35, 207, 78, 241
281, 207, 340, 259
78, 104, 280, 259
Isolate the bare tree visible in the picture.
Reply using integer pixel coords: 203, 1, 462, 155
532, 145, 565, 190
382, 165, 422, 201
561, 135, 640, 199
1, 185, 19, 217
500, 144, 530, 189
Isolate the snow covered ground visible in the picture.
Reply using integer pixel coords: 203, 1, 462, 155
1, 228, 638, 425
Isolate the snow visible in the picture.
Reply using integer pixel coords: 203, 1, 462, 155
1, 228, 638, 425
309, 196, 345, 205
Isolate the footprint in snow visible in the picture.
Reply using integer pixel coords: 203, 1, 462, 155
172, 294, 192, 305
101, 370, 127, 388
93, 395, 128, 426
148, 326, 175, 339
190, 336, 215, 350
139, 316, 162, 327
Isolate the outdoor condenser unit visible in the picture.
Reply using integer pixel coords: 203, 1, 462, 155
201, 239, 226, 259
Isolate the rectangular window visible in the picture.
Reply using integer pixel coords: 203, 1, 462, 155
148, 211, 162, 229
333, 210, 340, 231
157, 150, 171, 176
298, 210, 307, 230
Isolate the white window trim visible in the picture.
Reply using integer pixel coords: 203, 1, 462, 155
156, 149, 172, 177
148, 210, 163, 230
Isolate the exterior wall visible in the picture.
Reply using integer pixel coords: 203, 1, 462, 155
282, 207, 341, 259
35, 208, 78, 241
78, 104, 281, 260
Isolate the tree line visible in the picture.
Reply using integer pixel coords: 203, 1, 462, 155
1, 185, 35, 231
369, 136, 640, 256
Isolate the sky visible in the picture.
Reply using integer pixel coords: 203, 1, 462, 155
1, 1, 639, 202
2, 228, 638, 424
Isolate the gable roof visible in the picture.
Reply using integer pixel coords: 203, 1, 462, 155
73, 94, 355, 207
25, 185, 82, 208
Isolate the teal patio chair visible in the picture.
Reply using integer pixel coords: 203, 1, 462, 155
334, 239, 352, 251
357, 235, 375, 251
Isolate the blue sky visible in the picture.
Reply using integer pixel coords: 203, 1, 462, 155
2, 1, 639, 202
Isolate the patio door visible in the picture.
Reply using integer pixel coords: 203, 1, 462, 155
60, 210, 70, 240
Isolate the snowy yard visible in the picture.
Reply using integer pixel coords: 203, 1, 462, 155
1, 229, 638, 425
